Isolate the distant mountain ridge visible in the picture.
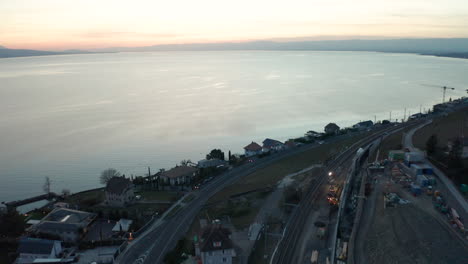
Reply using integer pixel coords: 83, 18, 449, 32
2, 38, 468, 59
0, 47, 93, 58
92, 38, 468, 54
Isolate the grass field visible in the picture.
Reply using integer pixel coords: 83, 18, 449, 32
370, 125, 418, 161
64, 188, 105, 206
414, 107, 468, 150
135, 190, 180, 202
209, 131, 372, 203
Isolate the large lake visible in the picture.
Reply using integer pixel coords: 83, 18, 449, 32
1, 51, 467, 210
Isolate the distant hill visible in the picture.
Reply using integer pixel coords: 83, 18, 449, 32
92, 38, 468, 55
0, 47, 93, 58
3, 38, 468, 59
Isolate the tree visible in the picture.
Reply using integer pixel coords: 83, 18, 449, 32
43, 176, 51, 194
180, 159, 192, 166
426, 134, 438, 155
206, 149, 225, 160
100, 168, 121, 185
448, 138, 463, 168
61, 188, 71, 197
0, 211, 26, 237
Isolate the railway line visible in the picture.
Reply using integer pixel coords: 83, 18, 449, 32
271, 121, 419, 264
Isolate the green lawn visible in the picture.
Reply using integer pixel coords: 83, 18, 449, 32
414, 106, 468, 150
64, 188, 105, 207
370, 124, 417, 161
209, 131, 372, 203
136, 190, 179, 202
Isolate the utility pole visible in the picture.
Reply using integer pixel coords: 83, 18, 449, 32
374, 115, 377, 124
404, 108, 407, 121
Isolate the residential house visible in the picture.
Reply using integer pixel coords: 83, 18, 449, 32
305, 130, 322, 140
105, 177, 135, 207
198, 158, 228, 169
160, 165, 198, 186
353, 120, 373, 130
324, 123, 340, 135
262, 138, 284, 152
284, 139, 297, 149
31, 208, 96, 243
243, 142, 262, 157
15, 238, 62, 264
447, 137, 468, 158
196, 222, 235, 264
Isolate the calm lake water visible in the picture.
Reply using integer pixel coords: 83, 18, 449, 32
1, 51, 467, 210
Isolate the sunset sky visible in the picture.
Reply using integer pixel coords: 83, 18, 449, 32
1, 0, 468, 51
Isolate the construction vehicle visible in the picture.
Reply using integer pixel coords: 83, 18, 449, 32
315, 219, 328, 240
426, 186, 433, 196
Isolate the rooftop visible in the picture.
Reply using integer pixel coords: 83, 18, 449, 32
244, 141, 262, 151
106, 177, 133, 195
161, 165, 198, 179
17, 237, 59, 255
200, 225, 233, 252
262, 138, 283, 148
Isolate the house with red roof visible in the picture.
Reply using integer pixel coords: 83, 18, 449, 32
244, 142, 262, 157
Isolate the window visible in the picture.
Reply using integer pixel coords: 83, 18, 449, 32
213, 241, 221, 247
223, 257, 227, 262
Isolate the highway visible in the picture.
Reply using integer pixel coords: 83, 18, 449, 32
270, 122, 416, 264
116, 130, 371, 264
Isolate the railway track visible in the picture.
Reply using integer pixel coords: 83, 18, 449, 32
271, 122, 419, 264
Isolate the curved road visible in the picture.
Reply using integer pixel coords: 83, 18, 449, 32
116, 131, 369, 264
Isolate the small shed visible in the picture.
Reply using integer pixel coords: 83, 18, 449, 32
388, 150, 405, 161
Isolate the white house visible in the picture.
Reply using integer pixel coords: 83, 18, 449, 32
15, 238, 62, 264
243, 142, 262, 157
160, 165, 198, 186
262, 138, 284, 152
105, 177, 135, 207
196, 223, 236, 264
31, 208, 96, 243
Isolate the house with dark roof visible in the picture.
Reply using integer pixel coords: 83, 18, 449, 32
305, 130, 323, 139
15, 238, 62, 264
324, 123, 340, 135
31, 208, 96, 243
244, 141, 262, 157
160, 165, 198, 186
196, 222, 235, 264
262, 138, 284, 152
105, 176, 135, 207
284, 139, 297, 149
353, 120, 374, 130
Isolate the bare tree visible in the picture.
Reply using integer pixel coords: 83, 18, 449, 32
100, 168, 121, 185
43, 176, 51, 194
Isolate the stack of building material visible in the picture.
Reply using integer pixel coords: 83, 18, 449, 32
416, 175, 429, 187
410, 184, 422, 196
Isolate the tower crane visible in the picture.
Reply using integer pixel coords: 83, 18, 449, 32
421, 84, 456, 103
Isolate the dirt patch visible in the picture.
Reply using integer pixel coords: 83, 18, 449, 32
363, 192, 467, 264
